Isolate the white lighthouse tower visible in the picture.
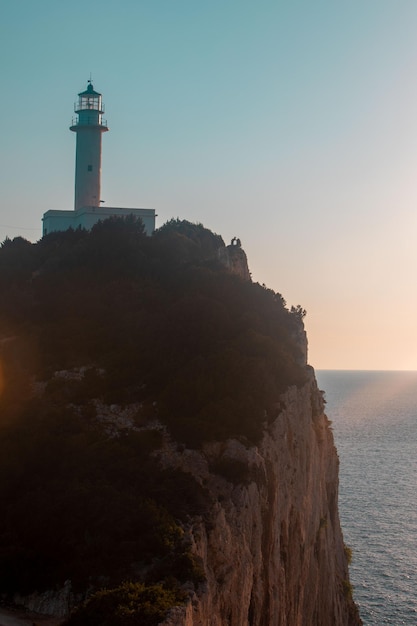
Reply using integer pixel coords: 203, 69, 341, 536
42, 80, 155, 237
70, 81, 108, 210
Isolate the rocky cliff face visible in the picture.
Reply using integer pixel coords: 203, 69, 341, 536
12, 368, 361, 626
158, 369, 361, 626
217, 243, 251, 281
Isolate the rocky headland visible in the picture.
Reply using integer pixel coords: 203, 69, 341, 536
0, 218, 361, 625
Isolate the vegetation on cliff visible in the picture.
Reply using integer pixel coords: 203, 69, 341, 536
0, 217, 308, 622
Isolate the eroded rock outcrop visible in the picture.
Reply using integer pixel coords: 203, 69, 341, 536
217, 243, 251, 281
158, 370, 361, 626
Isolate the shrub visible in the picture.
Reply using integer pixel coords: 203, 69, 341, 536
210, 457, 252, 485
65, 581, 185, 626
344, 543, 352, 565
342, 579, 353, 599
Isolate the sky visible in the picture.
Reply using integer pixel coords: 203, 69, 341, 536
1, 0, 417, 370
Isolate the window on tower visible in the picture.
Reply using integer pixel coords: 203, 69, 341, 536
88, 165, 93, 171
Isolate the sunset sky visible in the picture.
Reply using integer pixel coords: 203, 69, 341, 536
2, 1, 417, 370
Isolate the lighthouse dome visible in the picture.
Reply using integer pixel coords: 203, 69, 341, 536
78, 82, 102, 97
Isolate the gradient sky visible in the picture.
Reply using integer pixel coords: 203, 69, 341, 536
2, 1, 417, 370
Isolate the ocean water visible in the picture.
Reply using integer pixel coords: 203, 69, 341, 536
316, 371, 417, 626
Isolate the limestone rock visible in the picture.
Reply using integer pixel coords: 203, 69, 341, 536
217, 244, 251, 281
159, 370, 362, 625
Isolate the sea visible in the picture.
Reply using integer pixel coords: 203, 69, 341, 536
316, 370, 417, 626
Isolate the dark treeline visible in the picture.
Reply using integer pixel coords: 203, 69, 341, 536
0, 217, 307, 624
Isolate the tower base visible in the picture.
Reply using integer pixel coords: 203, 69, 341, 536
42, 206, 156, 237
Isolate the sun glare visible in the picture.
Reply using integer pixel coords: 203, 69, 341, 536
0, 361, 4, 398
338, 371, 417, 422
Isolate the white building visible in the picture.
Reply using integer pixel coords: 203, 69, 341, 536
42, 81, 155, 236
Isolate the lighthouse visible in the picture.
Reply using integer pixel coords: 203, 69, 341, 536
70, 81, 108, 210
42, 80, 155, 237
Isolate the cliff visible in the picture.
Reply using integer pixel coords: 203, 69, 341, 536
217, 242, 251, 281
156, 371, 360, 626
7, 372, 360, 626
0, 218, 361, 625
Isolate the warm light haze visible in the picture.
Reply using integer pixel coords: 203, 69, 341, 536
2, 1, 417, 370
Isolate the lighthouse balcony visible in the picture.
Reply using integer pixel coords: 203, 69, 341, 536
70, 116, 108, 129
